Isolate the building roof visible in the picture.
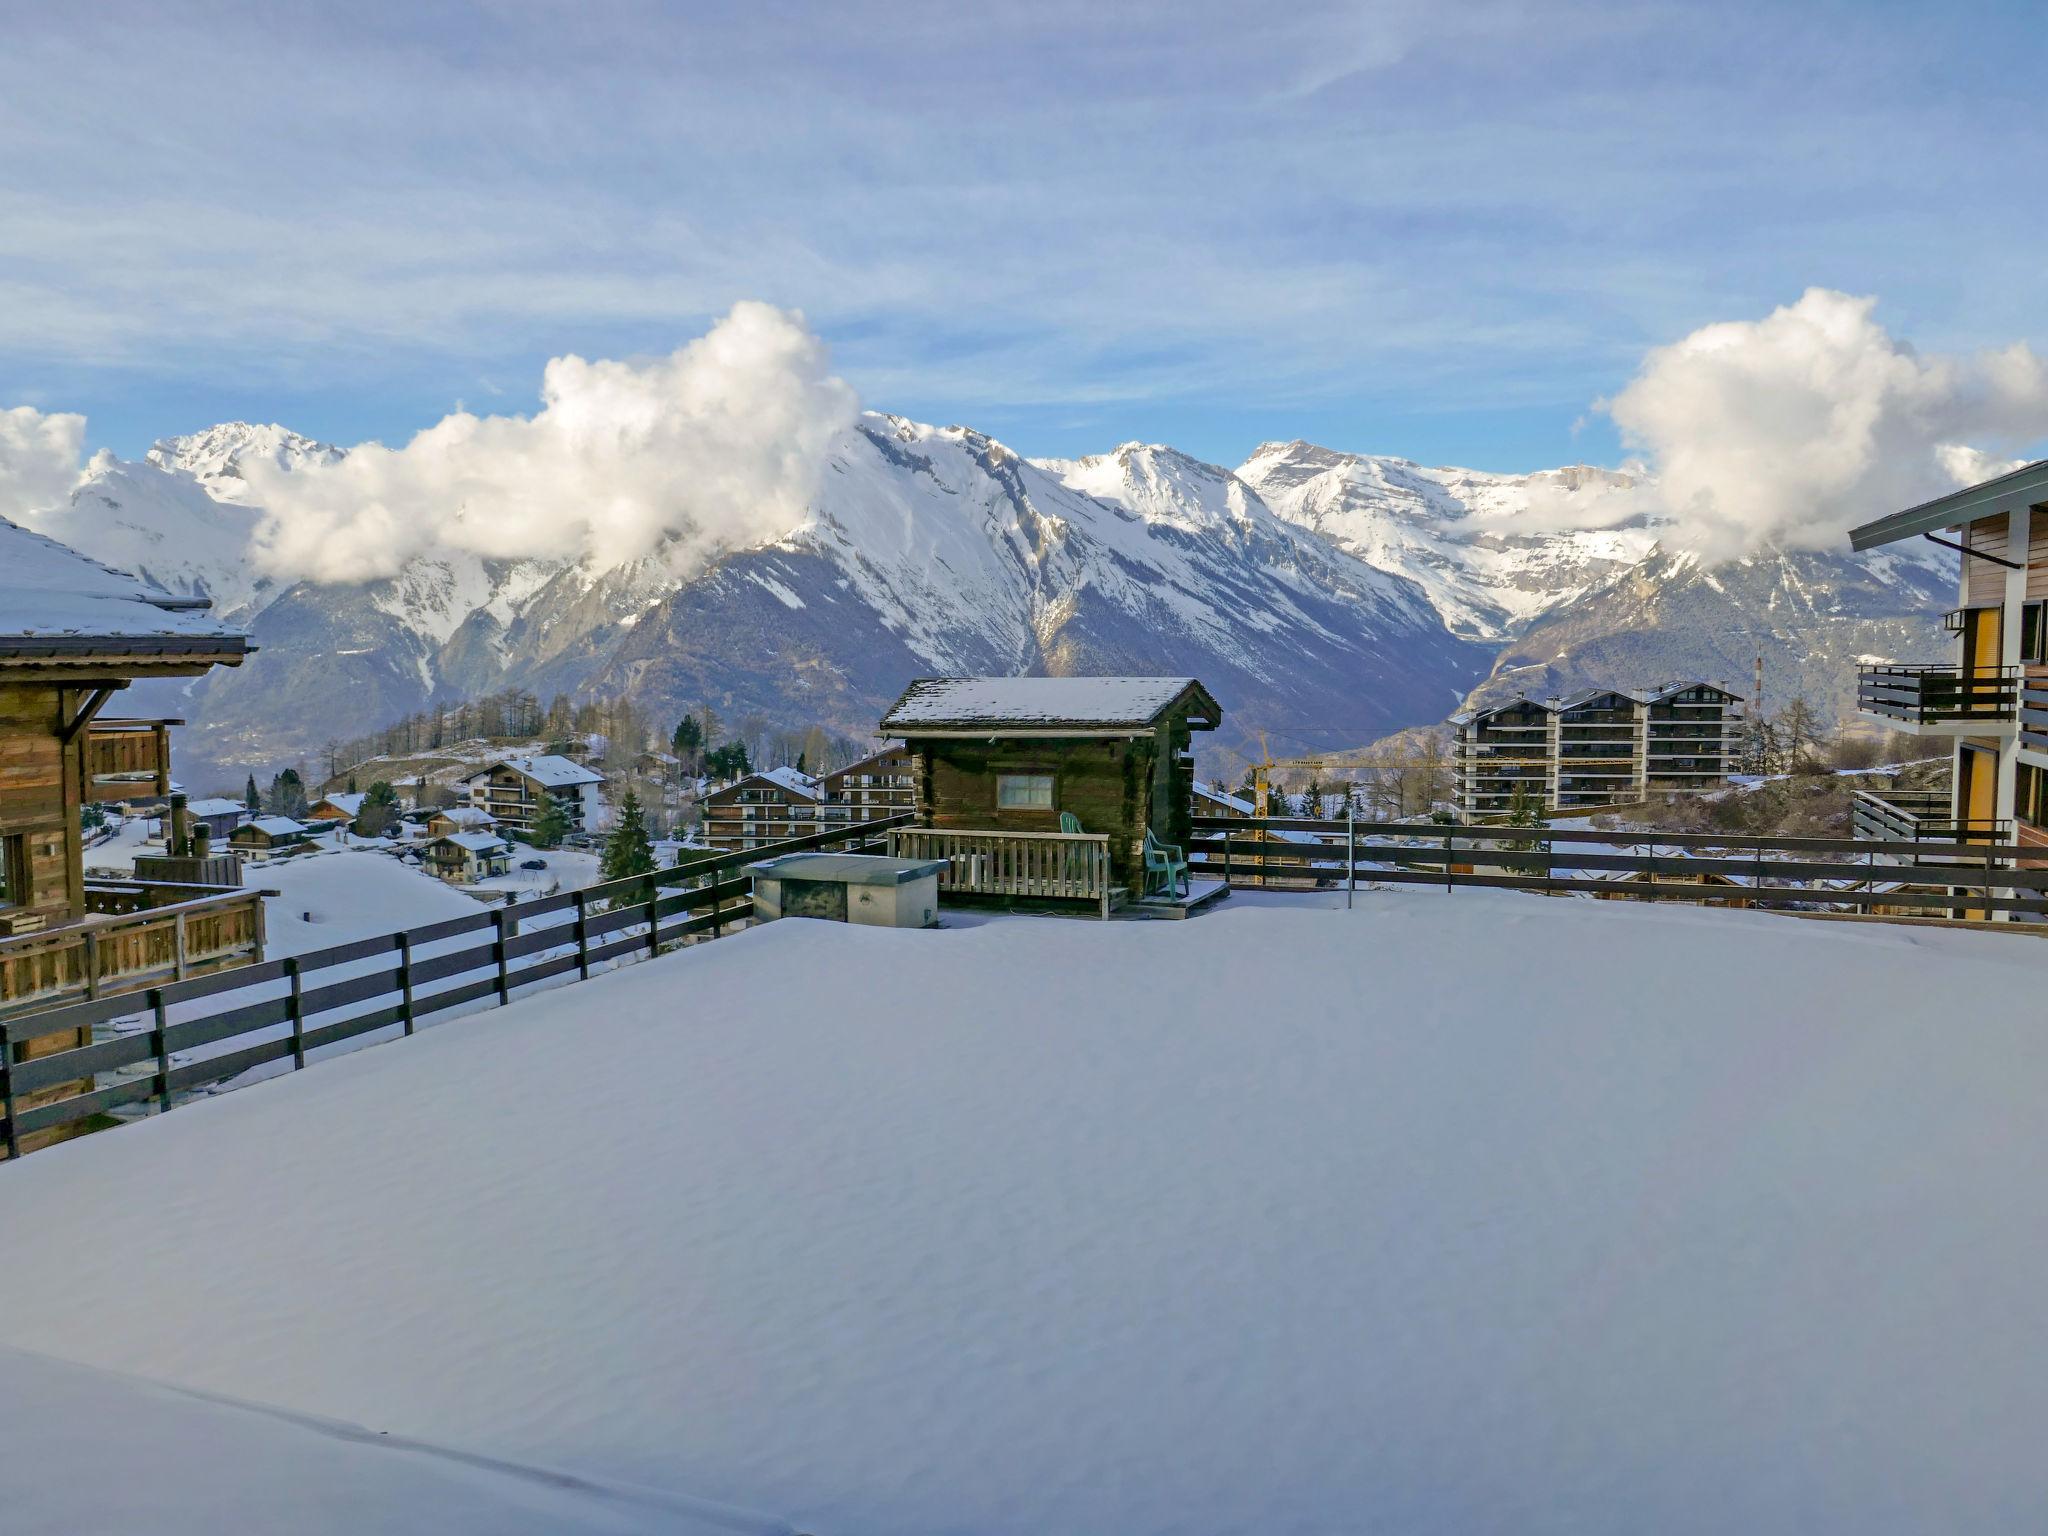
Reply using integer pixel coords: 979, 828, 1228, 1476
182, 798, 247, 819
432, 831, 508, 854
880, 676, 1220, 734
821, 743, 909, 781
1848, 457, 2048, 551
313, 792, 366, 816
0, 515, 250, 659
712, 767, 823, 803
240, 816, 308, 837
1450, 697, 1559, 726
1193, 780, 1256, 815
434, 806, 498, 828
463, 754, 604, 789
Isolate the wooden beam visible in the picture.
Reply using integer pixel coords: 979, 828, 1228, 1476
57, 685, 117, 746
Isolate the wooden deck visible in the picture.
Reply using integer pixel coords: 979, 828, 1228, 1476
1122, 876, 1229, 920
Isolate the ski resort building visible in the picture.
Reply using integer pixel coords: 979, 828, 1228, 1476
817, 744, 917, 824
0, 518, 259, 1153
880, 675, 1221, 899
1451, 682, 1741, 818
1850, 457, 2048, 882
700, 767, 823, 852
457, 754, 606, 836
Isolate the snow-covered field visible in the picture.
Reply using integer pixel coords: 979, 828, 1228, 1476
8, 890, 2048, 1533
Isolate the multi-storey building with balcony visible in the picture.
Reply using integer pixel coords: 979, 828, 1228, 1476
700, 766, 824, 852
1452, 682, 1741, 819
456, 754, 606, 836
1849, 457, 2048, 884
1, 519, 261, 1153
816, 744, 916, 824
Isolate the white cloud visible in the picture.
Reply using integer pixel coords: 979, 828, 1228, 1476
0, 406, 86, 520
1597, 288, 2048, 561
244, 303, 860, 584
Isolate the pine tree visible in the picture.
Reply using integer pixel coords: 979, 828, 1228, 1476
244, 773, 261, 814
529, 794, 573, 850
265, 767, 307, 820
357, 781, 402, 838
600, 790, 657, 882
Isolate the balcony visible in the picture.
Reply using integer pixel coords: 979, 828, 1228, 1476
1850, 789, 2008, 858
2024, 680, 2048, 754
1857, 665, 2017, 729
82, 718, 175, 803
0, 884, 266, 1019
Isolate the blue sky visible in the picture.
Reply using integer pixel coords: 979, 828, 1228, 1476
4, 0, 2046, 472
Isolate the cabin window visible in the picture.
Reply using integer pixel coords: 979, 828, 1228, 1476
997, 773, 1055, 810
0, 834, 25, 908
2021, 602, 2047, 665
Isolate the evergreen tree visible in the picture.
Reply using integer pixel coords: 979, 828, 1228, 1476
600, 790, 657, 882
356, 780, 402, 838
671, 714, 703, 762
244, 773, 261, 814
265, 767, 307, 820
529, 794, 573, 850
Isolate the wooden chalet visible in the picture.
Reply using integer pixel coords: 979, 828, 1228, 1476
426, 805, 499, 838
306, 792, 366, 825
0, 517, 258, 1153
422, 830, 512, 884
879, 676, 1221, 910
229, 816, 314, 857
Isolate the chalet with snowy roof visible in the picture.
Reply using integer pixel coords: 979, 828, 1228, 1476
306, 792, 366, 825
701, 766, 822, 853
155, 796, 247, 843
229, 816, 314, 857
422, 830, 513, 884
456, 753, 605, 836
879, 676, 1221, 903
0, 516, 258, 1153
425, 805, 499, 838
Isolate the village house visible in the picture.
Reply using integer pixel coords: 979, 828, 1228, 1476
1850, 457, 2048, 904
701, 766, 822, 852
817, 744, 917, 824
305, 791, 366, 826
422, 829, 513, 884
426, 805, 499, 838
229, 816, 315, 858
0, 517, 258, 1153
880, 676, 1221, 908
456, 754, 605, 836
151, 795, 246, 844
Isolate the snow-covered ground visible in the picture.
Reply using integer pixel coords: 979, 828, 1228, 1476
468, 845, 605, 900
9, 891, 2048, 1533
255, 843, 485, 956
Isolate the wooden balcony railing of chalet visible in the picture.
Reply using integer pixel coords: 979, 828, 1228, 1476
1858, 665, 2018, 726
889, 827, 1115, 918
0, 884, 266, 1020
82, 718, 175, 802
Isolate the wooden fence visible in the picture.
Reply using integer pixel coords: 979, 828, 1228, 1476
889, 827, 1114, 917
1191, 815, 2048, 920
0, 814, 912, 1161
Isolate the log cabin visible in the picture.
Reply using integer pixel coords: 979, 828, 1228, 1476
228, 816, 314, 858
0, 517, 255, 1153
879, 676, 1221, 899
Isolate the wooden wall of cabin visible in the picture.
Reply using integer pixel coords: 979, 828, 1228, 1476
915, 738, 1155, 886
1967, 514, 2010, 608
0, 682, 87, 923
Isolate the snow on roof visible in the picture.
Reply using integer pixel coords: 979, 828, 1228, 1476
182, 798, 247, 818
240, 816, 308, 837
0, 515, 247, 650
11, 895, 2043, 1529
1193, 780, 1255, 814
313, 793, 366, 815
465, 754, 604, 788
881, 676, 1216, 731
757, 765, 820, 798
432, 831, 507, 854
434, 806, 498, 827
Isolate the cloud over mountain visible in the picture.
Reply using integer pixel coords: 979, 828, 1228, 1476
243, 302, 860, 584
0, 406, 86, 520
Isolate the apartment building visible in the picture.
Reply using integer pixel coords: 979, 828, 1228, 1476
456, 754, 605, 836
1849, 458, 2048, 887
816, 744, 916, 824
1451, 681, 1741, 819
699, 766, 823, 852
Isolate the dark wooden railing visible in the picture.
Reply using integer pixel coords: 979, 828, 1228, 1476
2023, 678, 2048, 754
1849, 790, 2008, 852
1191, 815, 2048, 921
0, 814, 912, 1161
1858, 665, 2018, 725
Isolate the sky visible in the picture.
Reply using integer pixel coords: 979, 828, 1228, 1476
4, 0, 2047, 475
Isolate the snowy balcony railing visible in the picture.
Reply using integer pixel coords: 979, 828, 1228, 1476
1857, 665, 2018, 727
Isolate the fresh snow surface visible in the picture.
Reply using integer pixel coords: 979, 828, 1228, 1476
883, 673, 1198, 728
258, 846, 485, 956
1, 1346, 790, 1536
8, 892, 2048, 1533
0, 514, 241, 640
478, 752, 605, 788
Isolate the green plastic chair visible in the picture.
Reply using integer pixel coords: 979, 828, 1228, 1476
1144, 828, 1189, 898
1059, 812, 1084, 834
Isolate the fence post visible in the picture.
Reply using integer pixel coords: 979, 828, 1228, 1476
397, 932, 416, 1037
645, 873, 660, 955
150, 987, 172, 1115
711, 861, 724, 939
0, 1023, 18, 1161
1222, 820, 1233, 890
492, 908, 511, 1005
286, 957, 306, 1070
573, 891, 590, 980
1445, 830, 1454, 893
1346, 806, 1355, 910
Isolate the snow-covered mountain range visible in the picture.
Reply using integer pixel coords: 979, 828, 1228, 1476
19, 418, 1950, 785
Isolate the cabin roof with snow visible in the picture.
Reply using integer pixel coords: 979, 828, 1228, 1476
310, 792, 366, 817
237, 816, 309, 838
0, 516, 250, 669
430, 831, 509, 854
460, 754, 604, 789
707, 768, 823, 803
881, 676, 1221, 737
182, 797, 247, 819
432, 806, 498, 828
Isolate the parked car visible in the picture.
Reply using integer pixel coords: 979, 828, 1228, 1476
519, 858, 547, 870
